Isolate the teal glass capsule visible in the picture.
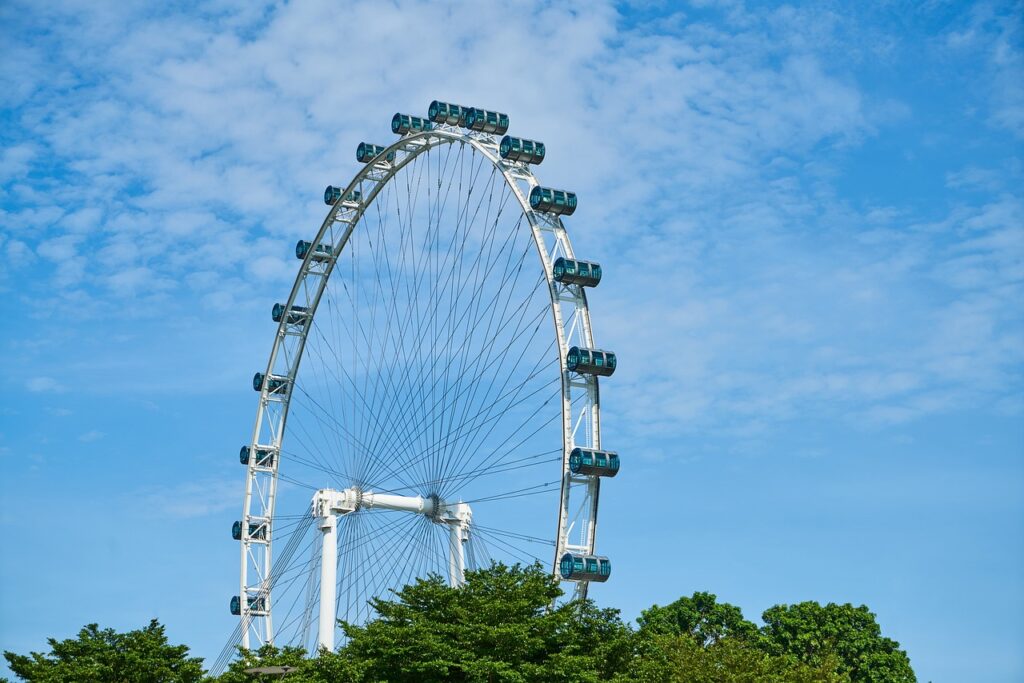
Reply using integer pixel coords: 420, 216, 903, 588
427, 100, 469, 125
252, 372, 289, 394
392, 113, 434, 135
462, 107, 510, 135
566, 346, 616, 376
552, 257, 601, 287
499, 135, 545, 164
324, 185, 362, 205
239, 445, 275, 467
295, 240, 333, 262
569, 447, 620, 477
559, 553, 611, 582
272, 303, 308, 324
529, 186, 577, 216
356, 142, 396, 164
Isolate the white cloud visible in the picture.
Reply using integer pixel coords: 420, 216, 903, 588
25, 376, 65, 393
0, 0, 1018, 433
141, 477, 240, 518
78, 430, 104, 442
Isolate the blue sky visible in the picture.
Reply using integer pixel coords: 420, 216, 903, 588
1, 0, 1022, 680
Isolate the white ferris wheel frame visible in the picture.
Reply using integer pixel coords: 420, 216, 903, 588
238, 124, 605, 650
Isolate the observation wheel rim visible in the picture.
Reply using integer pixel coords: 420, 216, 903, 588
238, 126, 599, 650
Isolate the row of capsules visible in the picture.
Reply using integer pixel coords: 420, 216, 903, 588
259, 102, 620, 586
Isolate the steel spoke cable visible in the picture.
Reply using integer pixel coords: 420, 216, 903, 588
352, 148, 464, 489
426, 162, 507, 482
289, 382, 419, 492
358, 274, 551, 489
354, 157, 425, 462
471, 524, 555, 547
470, 525, 548, 567
298, 323, 423, 490
296, 310, 351, 480
356, 146, 491, 485
432, 327, 558, 490
436, 382, 565, 499
388, 447, 560, 496
362, 345, 558, 496
427, 273, 552, 484
462, 480, 561, 504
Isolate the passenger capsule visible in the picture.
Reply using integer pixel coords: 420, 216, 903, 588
552, 257, 601, 287
323, 185, 362, 205
569, 447, 620, 477
427, 100, 469, 126
356, 142, 396, 164
559, 553, 611, 582
252, 372, 289, 394
462, 107, 510, 135
499, 136, 545, 165
230, 595, 266, 616
529, 186, 577, 216
392, 113, 434, 135
295, 240, 333, 262
239, 445, 275, 467
566, 347, 617, 377
271, 303, 309, 324
232, 521, 268, 541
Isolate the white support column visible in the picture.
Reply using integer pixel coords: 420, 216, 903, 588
317, 514, 337, 653
448, 521, 465, 587
444, 502, 472, 587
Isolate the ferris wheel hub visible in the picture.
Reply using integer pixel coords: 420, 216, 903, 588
311, 487, 472, 525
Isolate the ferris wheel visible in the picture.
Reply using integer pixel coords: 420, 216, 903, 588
221, 101, 620, 660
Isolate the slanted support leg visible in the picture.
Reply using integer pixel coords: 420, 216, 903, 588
317, 514, 336, 653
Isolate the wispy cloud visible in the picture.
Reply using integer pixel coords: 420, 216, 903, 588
1, 0, 1020, 436
25, 377, 65, 393
140, 478, 240, 519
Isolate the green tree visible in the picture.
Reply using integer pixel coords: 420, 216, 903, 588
614, 633, 848, 683
636, 592, 758, 646
3, 619, 203, 683
208, 643, 364, 683
338, 562, 632, 683
759, 602, 915, 683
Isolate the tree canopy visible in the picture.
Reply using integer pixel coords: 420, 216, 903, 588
3, 565, 916, 682
636, 591, 758, 645
338, 563, 632, 682
760, 601, 916, 683
3, 619, 203, 683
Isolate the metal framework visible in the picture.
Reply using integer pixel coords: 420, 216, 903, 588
235, 117, 609, 653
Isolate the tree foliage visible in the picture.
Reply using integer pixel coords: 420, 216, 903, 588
759, 602, 916, 683
636, 591, 758, 645
614, 633, 849, 683
2, 570, 916, 683
338, 562, 632, 683
3, 619, 203, 683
